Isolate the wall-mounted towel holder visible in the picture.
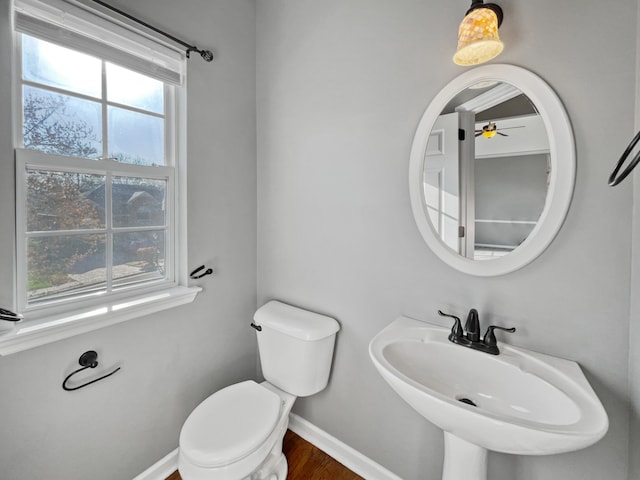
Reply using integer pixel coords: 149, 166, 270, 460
0, 307, 23, 322
609, 129, 640, 186
190, 264, 213, 279
62, 350, 121, 391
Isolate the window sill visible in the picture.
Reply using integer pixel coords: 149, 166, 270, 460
0, 285, 201, 356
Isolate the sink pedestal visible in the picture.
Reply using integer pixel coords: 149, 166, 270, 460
443, 432, 487, 480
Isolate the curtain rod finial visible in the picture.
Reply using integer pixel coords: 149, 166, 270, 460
186, 47, 214, 62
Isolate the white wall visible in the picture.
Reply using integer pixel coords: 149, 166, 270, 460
256, 1, 636, 479
475, 153, 548, 248
628, 2, 640, 478
0, 1, 258, 479
629, 171, 640, 479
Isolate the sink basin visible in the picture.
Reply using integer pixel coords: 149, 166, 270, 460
369, 316, 608, 479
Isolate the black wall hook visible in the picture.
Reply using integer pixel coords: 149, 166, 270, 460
190, 264, 213, 279
62, 350, 121, 391
609, 129, 640, 186
0, 307, 23, 322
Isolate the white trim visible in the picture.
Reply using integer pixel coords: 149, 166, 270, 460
130, 414, 401, 480
0, 285, 200, 355
131, 448, 178, 480
455, 82, 521, 113
174, 64, 189, 284
288, 413, 403, 480
15, 149, 176, 314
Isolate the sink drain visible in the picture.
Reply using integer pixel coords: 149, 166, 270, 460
457, 397, 477, 407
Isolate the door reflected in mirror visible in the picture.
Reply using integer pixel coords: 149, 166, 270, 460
423, 81, 550, 261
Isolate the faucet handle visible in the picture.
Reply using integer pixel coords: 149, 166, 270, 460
438, 310, 464, 339
465, 309, 481, 342
483, 325, 516, 347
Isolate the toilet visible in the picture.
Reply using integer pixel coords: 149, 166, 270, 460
178, 300, 340, 480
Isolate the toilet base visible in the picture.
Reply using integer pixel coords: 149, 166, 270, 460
179, 421, 289, 480
247, 452, 287, 480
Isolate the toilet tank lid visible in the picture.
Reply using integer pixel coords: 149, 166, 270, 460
254, 301, 340, 341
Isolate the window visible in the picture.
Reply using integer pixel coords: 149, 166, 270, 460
17, 34, 175, 309
3, 0, 198, 353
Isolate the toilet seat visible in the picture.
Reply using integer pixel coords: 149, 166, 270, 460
179, 381, 281, 468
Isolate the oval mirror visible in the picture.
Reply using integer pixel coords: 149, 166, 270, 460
409, 65, 575, 276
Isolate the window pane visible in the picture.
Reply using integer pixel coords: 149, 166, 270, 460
23, 85, 102, 158
28, 234, 107, 303
106, 63, 164, 114
108, 107, 164, 165
22, 35, 102, 98
113, 231, 166, 288
112, 177, 167, 228
27, 170, 105, 232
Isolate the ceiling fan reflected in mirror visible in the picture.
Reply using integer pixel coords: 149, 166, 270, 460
475, 121, 524, 138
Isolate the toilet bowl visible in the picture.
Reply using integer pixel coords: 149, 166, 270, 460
179, 381, 295, 480
178, 301, 340, 480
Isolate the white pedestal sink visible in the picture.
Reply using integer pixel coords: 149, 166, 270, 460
443, 432, 488, 480
369, 316, 608, 480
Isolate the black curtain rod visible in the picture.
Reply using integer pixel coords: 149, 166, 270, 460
88, 0, 214, 62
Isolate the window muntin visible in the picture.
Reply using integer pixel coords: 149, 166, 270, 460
17, 33, 176, 310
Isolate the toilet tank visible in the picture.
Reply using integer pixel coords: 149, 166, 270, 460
253, 301, 340, 397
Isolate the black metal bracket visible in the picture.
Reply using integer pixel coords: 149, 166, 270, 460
0, 307, 23, 322
466, 0, 504, 27
62, 350, 121, 391
609, 129, 640, 186
190, 264, 213, 279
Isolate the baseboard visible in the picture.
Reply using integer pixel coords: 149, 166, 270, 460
288, 413, 402, 480
133, 415, 401, 480
132, 448, 178, 480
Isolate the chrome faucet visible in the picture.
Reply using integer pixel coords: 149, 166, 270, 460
438, 309, 515, 355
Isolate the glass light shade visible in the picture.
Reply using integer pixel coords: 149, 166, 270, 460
453, 8, 504, 66
482, 130, 497, 138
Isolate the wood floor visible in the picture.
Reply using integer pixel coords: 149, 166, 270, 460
167, 430, 363, 480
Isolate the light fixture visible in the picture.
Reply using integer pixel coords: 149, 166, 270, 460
453, 0, 504, 66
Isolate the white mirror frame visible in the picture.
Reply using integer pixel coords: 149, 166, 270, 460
409, 64, 575, 276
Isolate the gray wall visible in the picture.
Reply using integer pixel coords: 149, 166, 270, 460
1, 1, 638, 479
256, 1, 635, 479
628, 2, 640, 478
0, 1, 258, 479
475, 153, 548, 248
630, 171, 640, 480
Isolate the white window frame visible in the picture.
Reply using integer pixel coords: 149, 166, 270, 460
16, 150, 177, 311
0, 0, 199, 356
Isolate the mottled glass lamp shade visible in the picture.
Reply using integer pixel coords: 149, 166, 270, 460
453, 5, 504, 66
